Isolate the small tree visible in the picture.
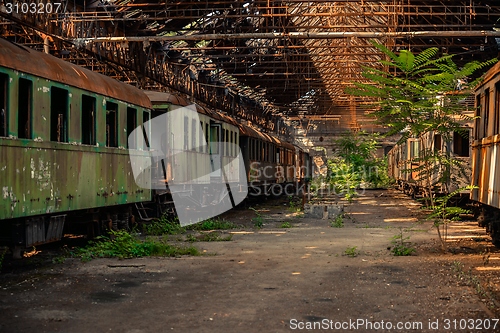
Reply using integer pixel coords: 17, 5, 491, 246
346, 41, 496, 207
327, 131, 390, 200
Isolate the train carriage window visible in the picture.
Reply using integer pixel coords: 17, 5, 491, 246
191, 119, 197, 151
126, 107, 137, 149
225, 129, 229, 156
105, 102, 118, 147
210, 124, 220, 154
199, 121, 204, 153
495, 83, 500, 134
18, 78, 33, 139
183, 116, 189, 150
433, 134, 442, 153
142, 111, 150, 149
453, 131, 470, 157
475, 94, 481, 140
0, 73, 7, 137
249, 139, 253, 160
483, 88, 490, 138
231, 131, 236, 156
50, 86, 68, 142
82, 95, 96, 145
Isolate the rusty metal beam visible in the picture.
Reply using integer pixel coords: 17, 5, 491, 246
74, 30, 500, 44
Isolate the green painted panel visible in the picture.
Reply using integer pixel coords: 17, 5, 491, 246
0, 139, 151, 221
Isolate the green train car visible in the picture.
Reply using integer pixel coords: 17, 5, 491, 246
0, 38, 152, 255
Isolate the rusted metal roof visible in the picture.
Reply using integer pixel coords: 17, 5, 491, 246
0, 38, 152, 108
144, 90, 189, 106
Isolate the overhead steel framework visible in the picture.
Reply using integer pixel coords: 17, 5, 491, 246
1, 0, 499, 136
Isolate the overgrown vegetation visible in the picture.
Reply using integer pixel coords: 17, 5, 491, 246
0, 247, 7, 272
144, 216, 185, 235
186, 232, 233, 242
73, 230, 199, 262
185, 218, 238, 231
347, 41, 496, 247
343, 246, 359, 257
390, 228, 416, 256
427, 186, 475, 252
249, 207, 264, 228
280, 221, 292, 228
452, 261, 488, 298
330, 214, 344, 228
327, 131, 392, 201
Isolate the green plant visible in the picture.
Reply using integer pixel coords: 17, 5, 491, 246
452, 261, 487, 298
144, 215, 185, 235
343, 246, 359, 257
390, 228, 416, 256
186, 232, 233, 242
73, 230, 199, 261
346, 41, 495, 244
0, 246, 7, 271
330, 214, 344, 228
249, 207, 264, 228
186, 218, 238, 231
280, 222, 292, 228
427, 186, 475, 252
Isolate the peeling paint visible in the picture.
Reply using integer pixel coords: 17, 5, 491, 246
42, 86, 50, 93
42, 115, 46, 121
2, 187, 8, 199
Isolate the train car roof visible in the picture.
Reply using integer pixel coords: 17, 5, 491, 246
145, 90, 240, 127
0, 38, 152, 108
144, 90, 190, 106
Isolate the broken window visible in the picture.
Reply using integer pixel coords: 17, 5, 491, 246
126, 107, 137, 149
191, 119, 197, 151
184, 116, 189, 150
81, 95, 96, 145
0, 73, 7, 137
433, 134, 442, 152
483, 88, 490, 138
50, 87, 69, 142
19, 78, 33, 139
495, 82, 500, 134
453, 131, 470, 157
142, 110, 150, 149
474, 94, 481, 139
105, 102, 118, 147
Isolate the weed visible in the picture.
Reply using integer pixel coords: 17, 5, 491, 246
186, 218, 238, 231
186, 232, 233, 242
52, 256, 66, 264
280, 222, 292, 228
343, 246, 359, 257
73, 230, 199, 261
452, 261, 487, 298
144, 215, 185, 235
390, 228, 416, 256
330, 214, 344, 228
249, 207, 264, 228
0, 247, 7, 271
288, 196, 303, 213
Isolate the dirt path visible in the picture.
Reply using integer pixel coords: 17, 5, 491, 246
0, 189, 499, 332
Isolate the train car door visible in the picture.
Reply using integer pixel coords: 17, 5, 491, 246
210, 122, 222, 178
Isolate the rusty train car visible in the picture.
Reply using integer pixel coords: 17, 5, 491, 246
0, 38, 311, 256
387, 129, 472, 197
0, 38, 153, 256
471, 60, 500, 246
145, 91, 311, 199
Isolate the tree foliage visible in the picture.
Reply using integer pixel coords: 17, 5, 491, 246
346, 41, 497, 144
